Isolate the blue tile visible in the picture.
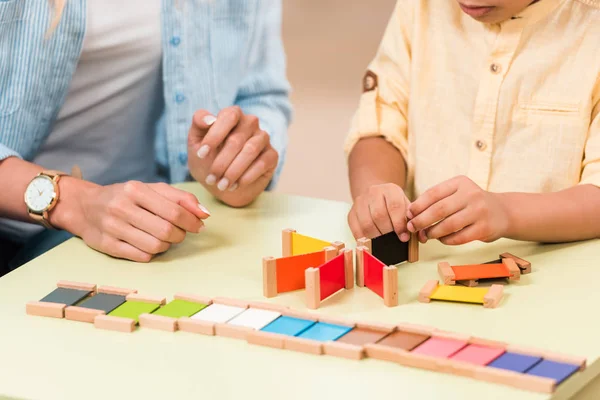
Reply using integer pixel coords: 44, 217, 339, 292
297, 322, 353, 342
487, 352, 542, 373
526, 360, 580, 384
260, 316, 315, 336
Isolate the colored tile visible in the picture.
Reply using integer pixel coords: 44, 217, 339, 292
297, 322, 353, 342
452, 264, 509, 281
375, 330, 430, 351
152, 299, 207, 319
108, 301, 160, 322
487, 352, 542, 373
77, 293, 126, 313
319, 254, 346, 300
364, 252, 385, 298
190, 304, 246, 323
291, 232, 331, 256
337, 327, 390, 346
430, 285, 488, 304
372, 231, 409, 266
260, 316, 316, 336
40, 288, 91, 306
227, 308, 282, 330
526, 360, 580, 384
411, 337, 468, 358
276, 252, 326, 293
450, 344, 505, 365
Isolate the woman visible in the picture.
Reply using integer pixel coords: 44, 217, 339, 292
0, 0, 292, 272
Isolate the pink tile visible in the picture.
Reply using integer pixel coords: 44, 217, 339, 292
411, 337, 468, 358
450, 344, 505, 365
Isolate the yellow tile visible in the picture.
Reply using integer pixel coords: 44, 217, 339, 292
291, 233, 332, 256
430, 285, 488, 304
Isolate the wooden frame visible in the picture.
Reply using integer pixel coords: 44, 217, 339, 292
356, 231, 419, 266
305, 248, 354, 309
418, 280, 504, 308
356, 246, 399, 307
438, 258, 520, 286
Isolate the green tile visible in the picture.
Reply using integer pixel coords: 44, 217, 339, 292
152, 299, 207, 318
108, 301, 160, 323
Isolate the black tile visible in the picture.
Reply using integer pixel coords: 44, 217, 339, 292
77, 293, 126, 313
371, 231, 409, 266
40, 288, 91, 306
483, 258, 503, 264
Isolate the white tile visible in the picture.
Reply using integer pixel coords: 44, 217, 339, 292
226, 308, 282, 330
190, 304, 246, 323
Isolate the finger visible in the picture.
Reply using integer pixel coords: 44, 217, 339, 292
438, 223, 482, 246
150, 182, 211, 219
355, 196, 381, 238
368, 190, 394, 236
347, 206, 364, 239
381, 184, 410, 238
124, 202, 187, 244
97, 236, 154, 262
418, 230, 427, 243
188, 109, 217, 150
408, 194, 465, 233
103, 217, 171, 255
124, 181, 203, 233
409, 177, 460, 219
424, 208, 472, 240
236, 147, 278, 188
197, 106, 243, 163
218, 130, 269, 191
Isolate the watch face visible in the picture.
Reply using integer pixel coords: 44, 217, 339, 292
25, 176, 56, 212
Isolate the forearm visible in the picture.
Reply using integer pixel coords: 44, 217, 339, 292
348, 137, 407, 200
500, 185, 600, 242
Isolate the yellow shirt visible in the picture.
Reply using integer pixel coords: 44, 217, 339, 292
344, 0, 600, 198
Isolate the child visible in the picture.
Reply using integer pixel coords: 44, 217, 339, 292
345, 0, 600, 245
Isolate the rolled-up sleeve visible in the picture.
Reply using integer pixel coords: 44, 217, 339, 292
0, 143, 22, 161
344, 0, 414, 164
580, 78, 600, 187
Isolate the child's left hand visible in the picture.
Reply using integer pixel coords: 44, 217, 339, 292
406, 175, 510, 245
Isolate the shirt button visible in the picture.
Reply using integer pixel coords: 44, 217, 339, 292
170, 36, 181, 47
475, 140, 487, 151
175, 93, 185, 103
490, 63, 501, 74
178, 152, 188, 165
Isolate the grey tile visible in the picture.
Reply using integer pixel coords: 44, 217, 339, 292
77, 293, 126, 313
40, 288, 91, 306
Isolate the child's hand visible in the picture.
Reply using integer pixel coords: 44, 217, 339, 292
348, 183, 411, 241
407, 176, 509, 245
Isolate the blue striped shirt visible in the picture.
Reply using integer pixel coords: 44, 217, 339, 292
0, 0, 291, 187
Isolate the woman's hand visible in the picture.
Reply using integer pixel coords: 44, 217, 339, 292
53, 179, 210, 262
187, 107, 279, 207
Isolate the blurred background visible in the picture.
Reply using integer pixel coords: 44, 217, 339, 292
274, 0, 396, 203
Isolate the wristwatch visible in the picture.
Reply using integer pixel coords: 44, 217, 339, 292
24, 170, 67, 229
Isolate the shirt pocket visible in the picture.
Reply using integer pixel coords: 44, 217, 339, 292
0, 0, 26, 116
210, 0, 259, 108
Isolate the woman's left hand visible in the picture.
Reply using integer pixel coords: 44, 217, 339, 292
406, 175, 510, 245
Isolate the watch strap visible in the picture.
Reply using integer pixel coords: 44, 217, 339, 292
29, 211, 54, 230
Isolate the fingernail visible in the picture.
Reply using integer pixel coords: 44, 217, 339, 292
197, 224, 205, 233
203, 115, 217, 126
407, 210, 414, 219
400, 232, 410, 242
198, 203, 211, 216
217, 178, 229, 191
206, 174, 217, 185
197, 145, 210, 159
407, 222, 415, 233
228, 183, 239, 192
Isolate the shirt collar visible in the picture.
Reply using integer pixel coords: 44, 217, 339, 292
508, 0, 563, 25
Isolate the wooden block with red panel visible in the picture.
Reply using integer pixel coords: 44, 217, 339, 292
438, 258, 521, 287
356, 246, 399, 307
305, 248, 354, 309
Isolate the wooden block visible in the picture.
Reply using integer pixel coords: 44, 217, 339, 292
246, 330, 285, 349
305, 267, 320, 310
342, 248, 354, 289
316, 315, 356, 328
281, 309, 319, 322
439, 359, 480, 378
365, 344, 440, 371
469, 337, 508, 349
331, 241, 345, 251
383, 266, 399, 307
418, 280, 439, 303
174, 294, 213, 306
94, 315, 135, 333
282, 228, 295, 257
97, 286, 137, 296
457, 280, 479, 287
356, 237, 372, 253
65, 306, 106, 323
246, 301, 288, 312
125, 293, 166, 305
262, 256, 277, 298
26, 301, 66, 318
138, 313, 177, 332
395, 323, 435, 336
177, 317, 215, 335
364, 343, 405, 363
474, 366, 555, 393
432, 330, 472, 342
500, 252, 531, 274
356, 247, 366, 287
212, 297, 249, 309
408, 232, 419, 263
56, 281, 97, 292
483, 284, 504, 308
324, 246, 338, 262
323, 341, 365, 360
214, 323, 254, 340
503, 258, 521, 281
283, 336, 323, 355
437, 262, 456, 285
506, 344, 586, 370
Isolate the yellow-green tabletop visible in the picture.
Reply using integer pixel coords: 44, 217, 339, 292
0, 183, 599, 400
